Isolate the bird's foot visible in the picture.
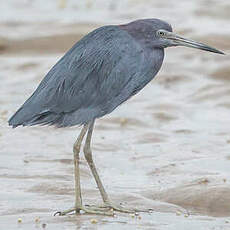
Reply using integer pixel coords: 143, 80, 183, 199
54, 205, 114, 216
54, 201, 151, 216
102, 202, 135, 213
89, 201, 150, 214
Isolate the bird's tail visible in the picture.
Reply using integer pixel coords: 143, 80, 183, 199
8, 107, 28, 128
8, 106, 62, 128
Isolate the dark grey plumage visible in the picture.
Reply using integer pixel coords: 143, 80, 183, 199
9, 19, 170, 127
9, 18, 223, 128
8, 18, 224, 216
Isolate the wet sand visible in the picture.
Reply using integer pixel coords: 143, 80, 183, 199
1, 0, 230, 229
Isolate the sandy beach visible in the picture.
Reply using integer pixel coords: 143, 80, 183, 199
0, 0, 230, 229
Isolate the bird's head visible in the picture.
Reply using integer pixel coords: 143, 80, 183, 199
121, 19, 224, 54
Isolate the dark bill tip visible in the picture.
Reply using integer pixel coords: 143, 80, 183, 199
167, 32, 225, 55
198, 45, 225, 55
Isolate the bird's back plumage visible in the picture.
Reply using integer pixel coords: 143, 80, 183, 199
9, 23, 164, 128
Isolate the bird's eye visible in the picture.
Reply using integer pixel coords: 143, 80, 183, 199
157, 30, 166, 37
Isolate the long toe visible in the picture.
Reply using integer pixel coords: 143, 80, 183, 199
82, 206, 114, 216
54, 206, 114, 216
103, 201, 151, 214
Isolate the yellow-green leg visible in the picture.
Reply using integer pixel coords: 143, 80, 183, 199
55, 120, 149, 216
54, 123, 113, 216
83, 120, 146, 213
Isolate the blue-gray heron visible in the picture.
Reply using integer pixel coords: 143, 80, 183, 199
9, 19, 224, 215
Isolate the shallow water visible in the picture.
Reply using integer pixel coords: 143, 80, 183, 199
0, 0, 230, 229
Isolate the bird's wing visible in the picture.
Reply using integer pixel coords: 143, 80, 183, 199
9, 26, 159, 127
29, 27, 144, 111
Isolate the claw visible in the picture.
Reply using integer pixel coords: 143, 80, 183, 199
54, 211, 62, 216
54, 207, 76, 216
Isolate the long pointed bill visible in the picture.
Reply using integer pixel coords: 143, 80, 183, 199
167, 32, 225, 55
